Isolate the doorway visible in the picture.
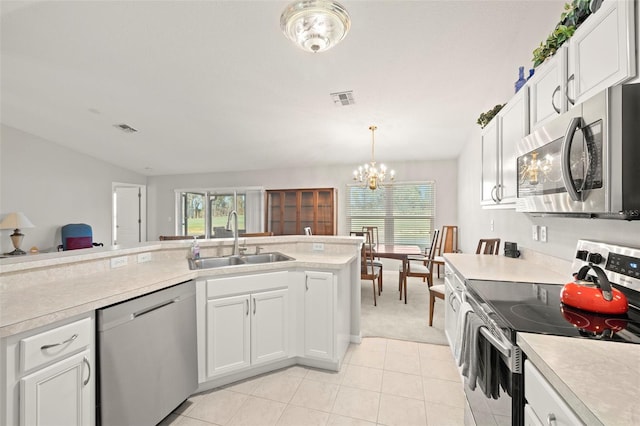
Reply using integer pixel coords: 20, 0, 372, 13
113, 183, 147, 245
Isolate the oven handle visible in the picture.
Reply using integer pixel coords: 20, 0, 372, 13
479, 327, 511, 358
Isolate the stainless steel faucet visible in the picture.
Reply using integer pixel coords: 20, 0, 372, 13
226, 210, 239, 256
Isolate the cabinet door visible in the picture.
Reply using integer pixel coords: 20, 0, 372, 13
300, 190, 316, 235
480, 118, 499, 205
20, 350, 92, 426
567, 0, 636, 105
304, 271, 334, 360
206, 294, 251, 377
499, 87, 529, 204
251, 289, 289, 365
316, 189, 336, 235
529, 47, 567, 131
266, 192, 283, 235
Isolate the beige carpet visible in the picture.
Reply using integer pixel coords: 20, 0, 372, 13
360, 270, 449, 345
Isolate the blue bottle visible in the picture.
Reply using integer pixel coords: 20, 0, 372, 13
515, 66, 526, 93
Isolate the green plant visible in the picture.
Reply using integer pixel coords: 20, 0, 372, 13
531, 0, 592, 67
477, 104, 505, 129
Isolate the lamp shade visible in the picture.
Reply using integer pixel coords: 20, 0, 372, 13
0, 212, 35, 230
280, 0, 351, 53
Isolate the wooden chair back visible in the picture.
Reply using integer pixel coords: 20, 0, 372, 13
361, 226, 379, 247
476, 238, 501, 255
437, 225, 458, 255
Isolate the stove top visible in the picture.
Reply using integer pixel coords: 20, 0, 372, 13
466, 280, 640, 344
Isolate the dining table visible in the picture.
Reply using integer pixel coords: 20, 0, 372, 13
373, 244, 422, 304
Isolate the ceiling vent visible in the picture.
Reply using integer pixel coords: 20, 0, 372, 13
330, 90, 355, 106
114, 123, 138, 133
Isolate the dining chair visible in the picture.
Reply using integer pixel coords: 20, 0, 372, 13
476, 238, 501, 255
434, 225, 458, 278
398, 229, 439, 304
360, 237, 382, 306
351, 230, 384, 292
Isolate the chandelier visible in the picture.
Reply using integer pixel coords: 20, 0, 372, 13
353, 125, 395, 190
280, 0, 351, 53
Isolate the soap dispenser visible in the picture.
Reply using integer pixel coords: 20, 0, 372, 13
191, 236, 200, 259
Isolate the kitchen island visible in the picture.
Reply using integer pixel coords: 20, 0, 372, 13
0, 235, 361, 426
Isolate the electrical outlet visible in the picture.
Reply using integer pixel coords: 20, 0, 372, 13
532, 225, 539, 241
312, 242, 324, 251
540, 226, 547, 243
490, 219, 494, 232
137, 252, 152, 263
110, 256, 128, 268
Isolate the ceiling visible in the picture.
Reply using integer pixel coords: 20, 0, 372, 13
1, 0, 565, 176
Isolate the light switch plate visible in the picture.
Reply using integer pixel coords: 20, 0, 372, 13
540, 226, 547, 243
532, 225, 539, 241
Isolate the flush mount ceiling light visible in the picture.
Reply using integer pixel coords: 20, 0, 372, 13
280, 0, 351, 53
353, 125, 395, 190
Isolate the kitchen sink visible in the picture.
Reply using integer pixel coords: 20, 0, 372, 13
188, 252, 294, 270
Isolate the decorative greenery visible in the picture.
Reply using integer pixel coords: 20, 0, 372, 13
477, 104, 505, 129
531, 0, 593, 67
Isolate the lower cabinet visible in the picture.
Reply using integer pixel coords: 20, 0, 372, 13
304, 271, 335, 360
1, 314, 95, 426
203, 272, 290, 380
20, 349, 92, 426
524, 360, 582, 426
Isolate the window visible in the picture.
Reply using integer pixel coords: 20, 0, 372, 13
176, 188, 264, 238
346, 182, 436, 249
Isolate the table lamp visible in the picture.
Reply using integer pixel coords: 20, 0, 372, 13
0, 212, 35, 255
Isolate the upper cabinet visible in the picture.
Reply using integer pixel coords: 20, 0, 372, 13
481, 87, 529, 208
528, 47, 568, 130
529, 0, 636, 131
566, 0, 636, 106
266, 188, 337, 236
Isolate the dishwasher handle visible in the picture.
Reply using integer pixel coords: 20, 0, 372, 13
133, 298, 178, 318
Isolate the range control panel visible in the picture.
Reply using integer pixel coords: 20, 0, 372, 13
572, 240, 640, 292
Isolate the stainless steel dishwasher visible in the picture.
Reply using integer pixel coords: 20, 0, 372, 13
97, 280, 197, 426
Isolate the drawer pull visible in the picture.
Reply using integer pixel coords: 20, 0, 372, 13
547, 413, 556, 426
40, 333, 78, 351
83, 356, 91, 386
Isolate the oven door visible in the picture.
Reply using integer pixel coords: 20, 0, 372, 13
463, 328, 524, 426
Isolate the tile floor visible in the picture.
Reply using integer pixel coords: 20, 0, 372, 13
160, 337, 465, 426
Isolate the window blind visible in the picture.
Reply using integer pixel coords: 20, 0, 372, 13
346, 182, 436, 250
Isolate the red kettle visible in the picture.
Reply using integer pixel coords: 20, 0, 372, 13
560, 264, 628, 314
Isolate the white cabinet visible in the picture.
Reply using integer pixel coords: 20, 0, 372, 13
20, 349, 92, 426
528, 48, 567, 130
202, 272, 290, 380
524, 360, 583, 426
206, 295, 251, 376
529, 1, 636, 131
567, 0, 636, 106
481, 86, 528, 207
303, 271, 335, 360
2, 314, 95, 426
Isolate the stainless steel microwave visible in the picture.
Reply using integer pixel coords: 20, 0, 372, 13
516, 84, 640, 220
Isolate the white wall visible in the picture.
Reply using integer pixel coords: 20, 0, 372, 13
0, 125, 147, 252
457, 125, 640, 263
147, 160, 458, 240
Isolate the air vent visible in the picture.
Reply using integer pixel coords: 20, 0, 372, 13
330, 90, 355, 106
114, 123, 138, 133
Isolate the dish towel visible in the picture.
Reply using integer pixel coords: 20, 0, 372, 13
459, 312, 484, 391
454, 301, 473, 363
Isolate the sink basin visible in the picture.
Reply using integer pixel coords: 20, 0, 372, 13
188, 252, 294, 270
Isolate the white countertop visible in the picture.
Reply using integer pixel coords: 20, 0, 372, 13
0, 246, 357, 338
518, 332, 640, 426
443, 253, 569, 284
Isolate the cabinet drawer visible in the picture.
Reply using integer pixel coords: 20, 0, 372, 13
20, 317, 92, 372
524, 361, 583, 426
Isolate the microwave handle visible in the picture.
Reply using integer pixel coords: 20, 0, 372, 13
561, 117, 583, 202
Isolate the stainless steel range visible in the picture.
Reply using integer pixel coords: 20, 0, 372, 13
459, 240, 640, 426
